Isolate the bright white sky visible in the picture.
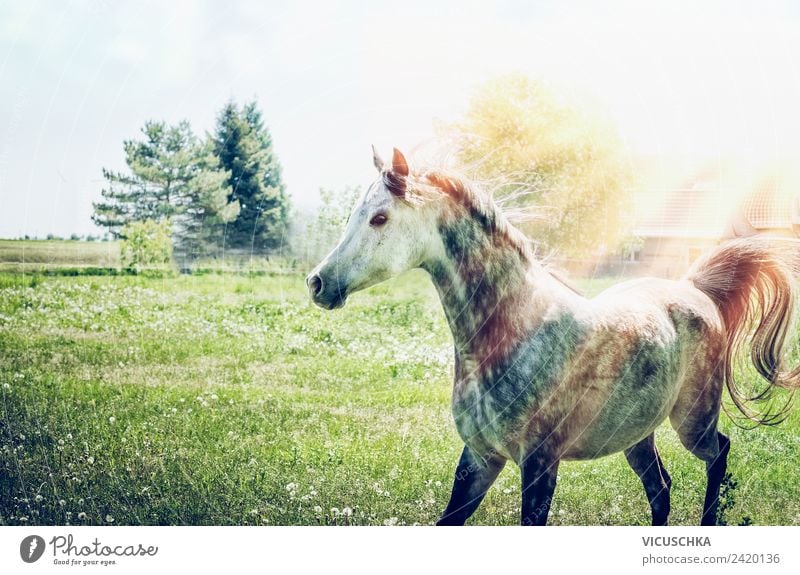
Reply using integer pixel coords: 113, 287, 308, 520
1, 0, 800, 237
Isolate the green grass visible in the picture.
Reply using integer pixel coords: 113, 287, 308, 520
1, 269, 799, 526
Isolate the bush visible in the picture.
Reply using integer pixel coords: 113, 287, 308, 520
120, 220, 173, 272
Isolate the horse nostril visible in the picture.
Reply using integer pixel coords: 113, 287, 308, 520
307, 274, 323, 297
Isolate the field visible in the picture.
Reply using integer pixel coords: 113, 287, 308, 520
1, 245, 799, 526
0, 239, 120, 272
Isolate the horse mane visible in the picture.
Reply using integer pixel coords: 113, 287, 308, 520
384, 166, 582, 296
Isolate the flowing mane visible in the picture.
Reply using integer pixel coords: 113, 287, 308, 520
386, 166, 581, 294
383, 165, 532, 258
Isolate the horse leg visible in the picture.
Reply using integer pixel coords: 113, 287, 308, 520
670, 373, 728, 526
673, 425, 730, 526
437, 445, 506, 525
624, 433, 671, 525
520, 450, 560, 526
700, 431, 730, 525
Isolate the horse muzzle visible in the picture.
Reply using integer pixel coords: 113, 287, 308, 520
306, 272, 348, 310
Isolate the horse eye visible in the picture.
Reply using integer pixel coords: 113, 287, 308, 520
369, 213, 388, 227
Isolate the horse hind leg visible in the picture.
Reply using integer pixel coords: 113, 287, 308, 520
669, 373, 729, 526
701, 431, 730, 525
624, 433, 671, 525
679, 425, 730, 526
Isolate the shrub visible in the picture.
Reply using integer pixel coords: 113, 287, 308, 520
120, 220, 173, 272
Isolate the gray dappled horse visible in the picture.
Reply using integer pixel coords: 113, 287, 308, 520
307, 147, 800, 526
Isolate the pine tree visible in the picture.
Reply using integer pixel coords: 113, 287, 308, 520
92, 120, 238, 249
213, 100, 290, 252
175, 139, 239, 254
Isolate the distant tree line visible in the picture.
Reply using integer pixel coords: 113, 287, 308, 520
92, 100, 290, 258
17, 234, 108, 241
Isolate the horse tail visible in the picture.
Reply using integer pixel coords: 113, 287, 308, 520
685, 237, 800, 425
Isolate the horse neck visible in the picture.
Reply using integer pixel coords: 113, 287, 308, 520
421, 207, 578, 367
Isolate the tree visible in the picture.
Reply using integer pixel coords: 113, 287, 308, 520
92, 121, 238, 246
172, 139, 240, 255
442, 74, 632, 257
212, 100, 290, 252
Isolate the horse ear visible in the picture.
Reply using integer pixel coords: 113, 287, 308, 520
372, 145, 384, 172
391, 148, 409, 178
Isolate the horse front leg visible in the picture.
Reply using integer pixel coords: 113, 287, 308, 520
437, 445, 506, 525
520, 450, 560, 526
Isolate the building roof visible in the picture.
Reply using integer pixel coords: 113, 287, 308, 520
633, 166, 799, 239
739, 175, 797, 229
635, 187, 731, 239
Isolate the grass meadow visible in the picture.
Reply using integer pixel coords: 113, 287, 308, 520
1, 243, 800, 526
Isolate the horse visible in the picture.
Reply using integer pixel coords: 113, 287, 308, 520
306, 146, 800, 526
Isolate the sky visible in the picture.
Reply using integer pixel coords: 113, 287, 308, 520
1, 0, 800, 237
